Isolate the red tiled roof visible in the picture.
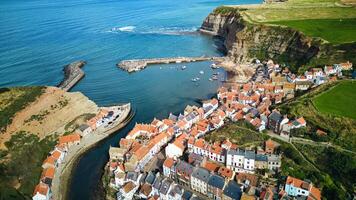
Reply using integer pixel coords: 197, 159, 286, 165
59, 133, 80, 145
33, 182, 49, 196
163, 157, 175, 168
202, 161, 219, 172
41, 167, 55, 179
218, 166, 233, 179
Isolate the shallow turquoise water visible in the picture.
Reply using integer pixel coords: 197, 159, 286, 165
0, 0, 259, 199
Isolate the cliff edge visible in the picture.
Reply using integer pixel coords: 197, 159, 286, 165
200, 6, 356, 72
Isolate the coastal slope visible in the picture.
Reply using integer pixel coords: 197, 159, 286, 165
0, 86, 98, 199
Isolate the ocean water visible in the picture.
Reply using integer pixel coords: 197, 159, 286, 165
0, 0, 260, 199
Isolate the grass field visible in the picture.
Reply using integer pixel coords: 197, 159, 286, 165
313, 81, 356, 119
204, 121, 269, 146
269, 18, 356, 44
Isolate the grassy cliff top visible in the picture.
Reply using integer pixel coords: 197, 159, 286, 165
214, 0, 356, 44
0, 86, 45, 132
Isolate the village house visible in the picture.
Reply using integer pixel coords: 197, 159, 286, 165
58, 133, 81, 149
159, 178, 173, 200
236, 172, 259, 195
244, 150, 255, 173
255, 154, 268, 170
50, 149, 65, 165
175, 160, 194, 187
226, 148, 245, 173
268, 111, 282, 133
267, 154, 281, 171
139, 183, 153, 199
163, 157, 175, 178
109, 146, 127, 162
265, 139, 278, 154
32, 182, 51, 200
208, 143, 226, 163
165, 133, 187, 159
119, 181, 138, 200
207, 174, 225, 200
114, 172, 125, 187
222, 180, 242, 200
339, 61, 353, 70
126, 123, 156, 139
167, 184, 184, 200
191, 167, 210, 195
77, 124, 92, 137
40, 167, 55, 187
42, 156, 56, 169
218, 166, 234, 180
284, 176, 321, 200
152, 175, 163, 196
295, 81, 312, 90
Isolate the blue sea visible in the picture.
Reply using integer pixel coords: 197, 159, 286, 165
0, 0, 260, 199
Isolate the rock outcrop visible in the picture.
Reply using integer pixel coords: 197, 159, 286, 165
200, 8, 355, 72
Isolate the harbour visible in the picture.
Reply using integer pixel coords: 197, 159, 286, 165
118, 56, 225, 73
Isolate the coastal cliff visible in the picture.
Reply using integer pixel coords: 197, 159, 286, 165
200, 7, 355, 72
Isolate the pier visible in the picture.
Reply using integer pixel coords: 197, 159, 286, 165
57, 61, 86, 91
117, 56, 225, 72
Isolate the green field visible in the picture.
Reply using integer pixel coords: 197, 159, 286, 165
269, 18, 356, 44
313, 81, 356, 119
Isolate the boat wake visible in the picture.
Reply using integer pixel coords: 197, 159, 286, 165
108, 26, 136, 33
142, 27, 199, 36
105, 26, 198, 35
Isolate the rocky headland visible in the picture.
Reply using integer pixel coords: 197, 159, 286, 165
199, 6, 356, 73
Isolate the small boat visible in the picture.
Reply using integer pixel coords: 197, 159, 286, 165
199, 70, 204, 74
181, 65, 187, 70
196, 77, 200, 81
209, 78, 213, 81
191, 78, 197, 82
176, 60, 182, 63
211, 63, 220, 69
212, 75, 218, 80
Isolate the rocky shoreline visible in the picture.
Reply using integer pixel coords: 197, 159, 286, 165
57, 60, 86, 91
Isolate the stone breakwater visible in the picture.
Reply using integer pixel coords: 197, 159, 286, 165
57, 61, 86, 91
117, 56, 225, 72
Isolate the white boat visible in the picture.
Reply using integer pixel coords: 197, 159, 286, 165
181, 65, 187, 70
212, 75, 218, 80
176, 60, 182, 63
199, 70, 204, 74
191, 77, 200, 82
209, 78, 213, 81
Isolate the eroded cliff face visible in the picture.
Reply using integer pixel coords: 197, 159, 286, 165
200, 11, 322, 71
